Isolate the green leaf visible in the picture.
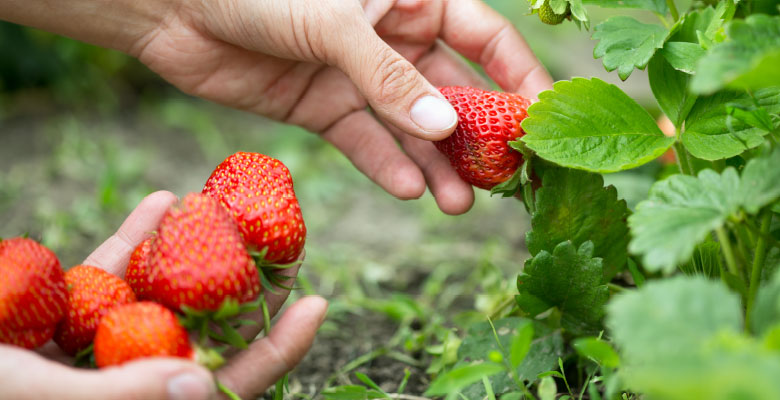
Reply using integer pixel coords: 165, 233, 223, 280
606, 276, 742, 365
500, 392, 524, 400
631, 150, 780, 272
671, 6, 720, 44
726, 103, 775, 132
490, 165, 522, 198
661, 42, 706, 74
582, 0, 667, 14
517, 241, 609, 335
606, 277, 780, 400
568, 0, 589, 27
740, 147, 780, 214
549, 0, 569, 14
526, 165, 630, 279
648, 52, 697, 127
521, 78, 674, 172
593, 16, 669, 80
322, 386, 388, 400
620, 336, 780, 400
692, 15, 780, 94
509, 320, 534, 369
537, 376, 557, 400
355, 373, 389, 396
455, 318, 563, 398
628, 168, 741, 273
682, 87, 780, 160
424, 363, 505, 396
573, 337, 620, 368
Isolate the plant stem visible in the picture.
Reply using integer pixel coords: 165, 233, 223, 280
607, 283, 627, 293
743, 218, 780, 249
746, 211, 773, 332
716, 227, 740, 277
673, 142, 694, 176
666, 0, 680, 21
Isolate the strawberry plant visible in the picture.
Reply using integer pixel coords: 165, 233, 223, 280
415, 1, 780, 399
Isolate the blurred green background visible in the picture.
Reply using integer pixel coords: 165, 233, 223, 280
0, 0, 661, 396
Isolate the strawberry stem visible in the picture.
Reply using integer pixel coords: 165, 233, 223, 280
261, 294, 271, 337
217, 381, 242, 400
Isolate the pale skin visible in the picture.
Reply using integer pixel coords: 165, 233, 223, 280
0, 0, 552, 398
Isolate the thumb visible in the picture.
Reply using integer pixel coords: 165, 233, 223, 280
334, 22, 458, 140
0, 345, 216, 400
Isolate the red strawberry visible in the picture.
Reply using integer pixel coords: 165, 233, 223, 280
203, 152, 306, 264
147, 193, 261, 312
125, 237, 154, 300
93, 302, 193, 367
434, 86, 531, 190
0, 237, 67, 349
53, 265, 137, 356
0, 325, 56, 349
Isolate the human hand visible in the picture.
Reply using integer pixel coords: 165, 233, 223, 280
0, 191, 328, 400
0, 0, 551, 214
130, 0, 552, 214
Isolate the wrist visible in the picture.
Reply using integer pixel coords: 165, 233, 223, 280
0, 0, 179, 55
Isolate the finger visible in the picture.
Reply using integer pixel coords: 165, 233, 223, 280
321, 110, 426, 200
441, 0, 553, 98
233, 255, 303, 342
0, 344, 215, 400
216, 296, 328, 399
361, 0, 395, 25
415, 41, 490, 89
389, 126, 474, 215
83, 191, 177, 276
333, 17, 458, 140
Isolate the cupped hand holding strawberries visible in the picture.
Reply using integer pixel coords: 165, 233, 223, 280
0, 0, 552, 214
0, 154, 328, 400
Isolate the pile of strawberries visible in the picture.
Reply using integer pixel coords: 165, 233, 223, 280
0, 152, 306, 369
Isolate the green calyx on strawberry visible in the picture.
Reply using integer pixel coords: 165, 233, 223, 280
0, 237, 67, 349
54, 264, 137, 356
94, 301, 236, 397
203, 152, 306, 270
434, 86, 532, 194
145, 192, 261, 348
532, 0, 571, 25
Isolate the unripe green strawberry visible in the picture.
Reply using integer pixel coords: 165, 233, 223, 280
537, 0, 570, 25
203, 152, 306, 265
93, 302, 193, 367
125, 237, 154, 300
54, 265, 137, 356
147, 193, 261, 312
0, 237, 67, 349
434, 86, 531, 190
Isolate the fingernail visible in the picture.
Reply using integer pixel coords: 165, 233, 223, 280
167, 372, 215, 400
410, 95, 458, 133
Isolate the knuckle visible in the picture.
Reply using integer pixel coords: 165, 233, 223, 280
370, 47, 418, 106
